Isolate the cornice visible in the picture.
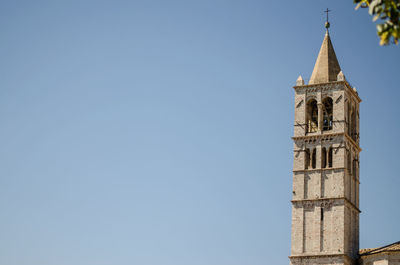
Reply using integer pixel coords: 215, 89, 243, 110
291, 197, 361, 213
289, 254, 355, 265
292, 133, 362, 152
292, 132, 342, 141
293, 80, 362, 103
344, 81, 362, 103
293, 81, 342, 90
289, 253, 352, 259
344, 133, 361, 152
293, 167, 345, 173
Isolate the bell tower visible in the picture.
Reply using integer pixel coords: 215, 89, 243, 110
289, 21, 361, 265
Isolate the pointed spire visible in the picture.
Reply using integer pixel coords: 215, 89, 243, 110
296, 75, 305, 86
309, 31, 341, 84
337, 70, 345, 81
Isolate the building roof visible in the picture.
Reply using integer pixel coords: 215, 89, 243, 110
360, 241, 400, 256
309, 30, 341, 85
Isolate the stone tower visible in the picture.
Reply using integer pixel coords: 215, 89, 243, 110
290, 28, 361, 265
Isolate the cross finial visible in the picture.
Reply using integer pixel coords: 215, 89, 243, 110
324, 8, 331, 29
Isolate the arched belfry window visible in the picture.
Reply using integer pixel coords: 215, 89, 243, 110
321, 147, 327, 168
328, 147, 333, 168
311, 148, 317, 169
307, 99, 318, 133
322, 97, 333, 131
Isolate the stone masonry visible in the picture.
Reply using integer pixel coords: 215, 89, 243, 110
290, 30, 361, 265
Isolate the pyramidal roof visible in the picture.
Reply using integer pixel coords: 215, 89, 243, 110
309, 30, 341, 84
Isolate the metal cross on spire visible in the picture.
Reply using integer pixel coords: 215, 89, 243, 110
324, 8, 331, 29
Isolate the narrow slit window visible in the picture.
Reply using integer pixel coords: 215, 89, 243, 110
328, 147, 333, 168
321, 147, 327, 168
347, 151, 352, 175
305, 149, 310, 170
312, 148, 317, 169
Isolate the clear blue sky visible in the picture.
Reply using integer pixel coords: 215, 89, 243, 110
0, 1, 399, 265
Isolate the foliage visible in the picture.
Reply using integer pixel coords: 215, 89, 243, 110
354, 0, 400, 45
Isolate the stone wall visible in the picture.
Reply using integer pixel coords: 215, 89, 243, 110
290, 81, 361, 265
